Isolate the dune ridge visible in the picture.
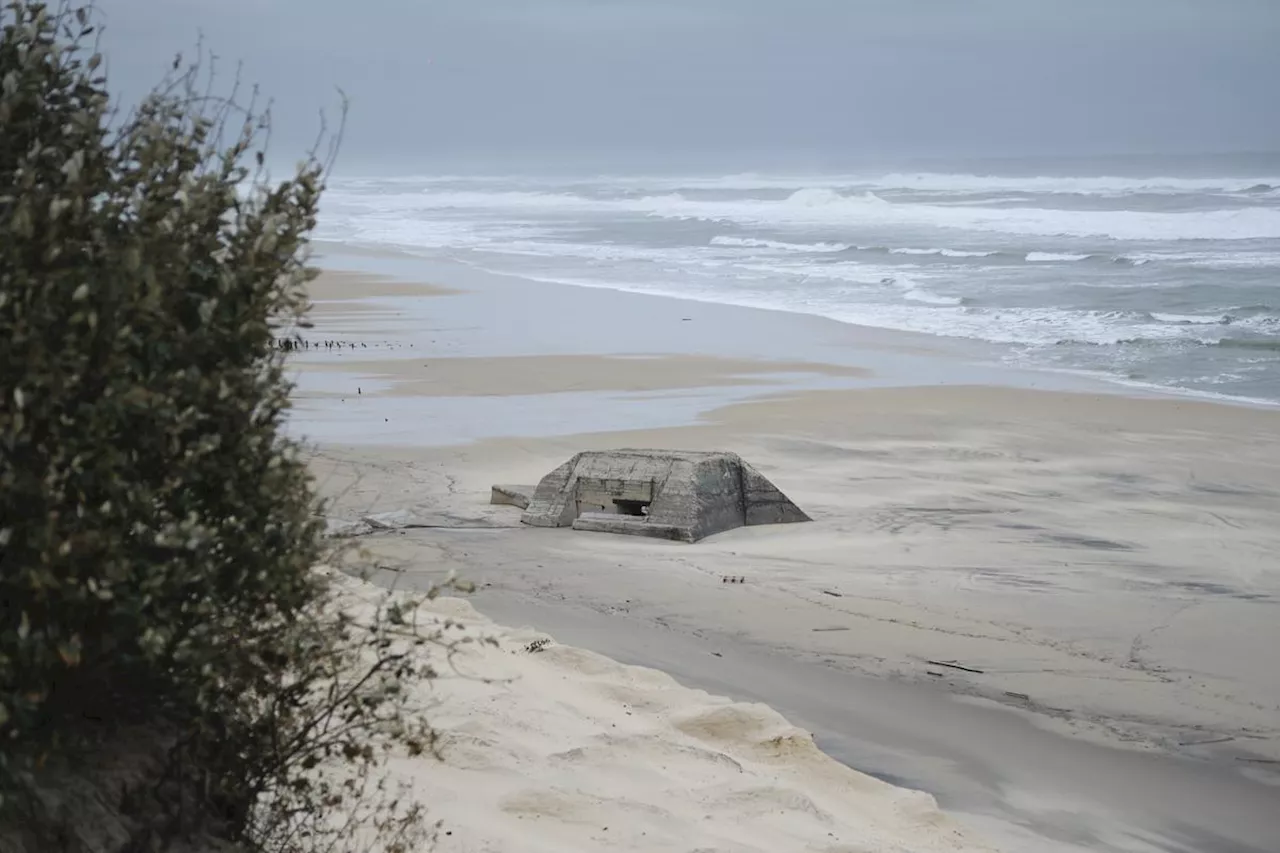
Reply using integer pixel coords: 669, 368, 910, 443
325, 571, 994, 853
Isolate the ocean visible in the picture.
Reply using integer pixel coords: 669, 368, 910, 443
317, 160, 1280, 404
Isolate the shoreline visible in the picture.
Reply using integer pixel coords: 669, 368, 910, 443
312, 240, 1280, 412
296, 257, 1280, 852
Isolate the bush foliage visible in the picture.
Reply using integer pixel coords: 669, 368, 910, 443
0, 3, 436, 849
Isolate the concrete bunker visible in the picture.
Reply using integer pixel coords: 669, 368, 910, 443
507, 449, 810, 542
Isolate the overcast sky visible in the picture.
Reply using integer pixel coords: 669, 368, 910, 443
93, 0, 1280, 173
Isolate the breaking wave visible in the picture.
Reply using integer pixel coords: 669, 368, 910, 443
868, 172, 1280, 195
640, 188, 1280, 241
329, 182, 1280, 242
1026, 252, 1093, 262
709, 236, 850, 253
888, 247, 1000, 258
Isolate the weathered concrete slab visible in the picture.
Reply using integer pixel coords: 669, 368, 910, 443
517, 449, 810, 542
571, 512, 686, 541
490, 484, 535, 510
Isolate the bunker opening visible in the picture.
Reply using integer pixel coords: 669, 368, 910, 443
573, 476, 655, 520
613, 498, 650, 517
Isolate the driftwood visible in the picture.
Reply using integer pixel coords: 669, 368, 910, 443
925, 660, 985, 674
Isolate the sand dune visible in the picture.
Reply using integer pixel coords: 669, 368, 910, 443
325, 572, 994, 853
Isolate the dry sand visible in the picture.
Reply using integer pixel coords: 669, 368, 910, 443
296, 266, 1280, 853
321, 571, 993, 853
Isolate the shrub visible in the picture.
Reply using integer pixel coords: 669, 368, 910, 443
0, 3, 436, 849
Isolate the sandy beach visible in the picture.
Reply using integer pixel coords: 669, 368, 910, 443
319, 569, 994, 853
294, 251, 1280, 853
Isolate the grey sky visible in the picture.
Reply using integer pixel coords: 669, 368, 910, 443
94, 0, 1280, 173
